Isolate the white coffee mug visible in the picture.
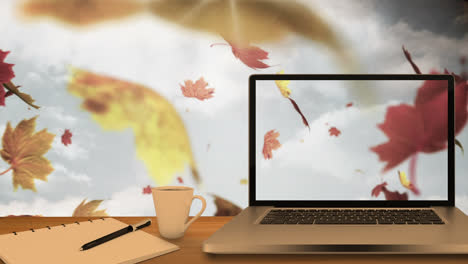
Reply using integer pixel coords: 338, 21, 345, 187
152, 186, 206, 239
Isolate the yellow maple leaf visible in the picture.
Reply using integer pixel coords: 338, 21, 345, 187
72, 199, 109, 217
275, 70, 291, 98
67, 68, 200, 186
0, 117, 55, 192
0, 117, 55, 191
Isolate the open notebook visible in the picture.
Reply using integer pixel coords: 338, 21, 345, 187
0, 218, 179, 264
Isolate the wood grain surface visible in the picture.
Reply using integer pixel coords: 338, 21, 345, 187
1, 216, 467, 264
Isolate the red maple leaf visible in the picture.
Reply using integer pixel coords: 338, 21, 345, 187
262, 130, 281, 159
371, 47, 468, 194
180, 77, 214, 101
142, 185, 152, 194
346, 102, 353, 107
177, 177, 183, 184
329, 126, 341, 137
371, 182, 408, 200
211, 40, 271, 70
0, 50, 15, 106
61, 129, 72, 146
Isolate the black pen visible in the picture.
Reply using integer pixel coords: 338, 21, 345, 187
80, 219, 152, 251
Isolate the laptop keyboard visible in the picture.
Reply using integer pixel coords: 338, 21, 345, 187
259, 209, 445, 225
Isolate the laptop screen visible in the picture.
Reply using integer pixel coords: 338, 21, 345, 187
254, 77, 452, 203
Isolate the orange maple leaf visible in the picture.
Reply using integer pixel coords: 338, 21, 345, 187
72, 199, 109, 217
262, 129, 281, 159
211, 41, 271, 70
329, 126, 341, 137
0, 117, 55, 192
142, 185, 152, 194
180, 77, 215, 101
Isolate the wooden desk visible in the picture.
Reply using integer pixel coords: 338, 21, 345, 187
1, 216, 467, 264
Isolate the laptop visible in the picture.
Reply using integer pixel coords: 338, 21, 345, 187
203, 74, 468, 254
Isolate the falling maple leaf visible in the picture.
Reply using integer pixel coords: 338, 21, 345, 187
211, 194, 242, 216
240, 178, 248, 185
180, 77, 215, 101
72, 199, 108, 217
346, 102, 353, 107
329, 126, 341, 137
398, 170, 419, 195
2, 81, 40, 109
0, 117, 55, 192
402, 46, 422, 74
61, 129, 72, 146
177, 176, 183, 184
211, 40, 272, 70
371, 47, 467, 193
371, 182, 408, 201
275, 71, 291, 98
68, 68, 201, 186
0, 50, 15, 106
455, 139, 464, 155
262, 130, 281, 159
142, 185, 152, 194
274, 70, 310, 130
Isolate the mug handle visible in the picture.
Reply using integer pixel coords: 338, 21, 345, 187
184, 195, 206, 231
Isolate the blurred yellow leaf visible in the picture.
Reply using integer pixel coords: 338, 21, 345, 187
19, 0, 144, 26
240, 178, 248, 185
0, 117, 54, 192
68, 68, 200, 186
398, 170, 411, 189
149, 0, 343, 50
274, 70, 291, 98
72, 199, 108, 217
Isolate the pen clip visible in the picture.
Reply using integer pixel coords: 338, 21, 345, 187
131, 219, 151, 231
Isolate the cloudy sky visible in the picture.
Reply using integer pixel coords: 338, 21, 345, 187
0, 0, 467, 216
256, 80, 448, 201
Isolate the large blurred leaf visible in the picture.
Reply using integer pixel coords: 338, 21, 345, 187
68, 68, 200, 186
20, 0, 144, 26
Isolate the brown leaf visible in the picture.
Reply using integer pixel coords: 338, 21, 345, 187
0, 117, 54, 191
211, 194, 242, 216
3, 81, 40, 109
72, 199, 109, 217
455, 138, 464, 155
402, 46, 422, 74
288, 97, 309, 130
